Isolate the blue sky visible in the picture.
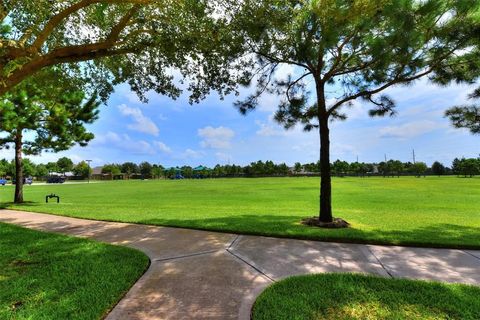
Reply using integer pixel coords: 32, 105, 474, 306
3, 70, 479, 168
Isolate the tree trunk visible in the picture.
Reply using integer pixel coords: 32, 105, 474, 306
317, 90, 333, 223
14, 131, 24, 204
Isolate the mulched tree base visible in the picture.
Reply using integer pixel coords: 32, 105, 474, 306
301, 217, 350, 229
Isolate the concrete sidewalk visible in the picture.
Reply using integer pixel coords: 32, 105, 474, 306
1, 209, 479, 320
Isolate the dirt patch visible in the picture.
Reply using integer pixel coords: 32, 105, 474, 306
10, 259, 38, 267
301, 217, 350, 229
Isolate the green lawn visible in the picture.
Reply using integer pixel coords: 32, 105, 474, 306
0, 222, 149, 320
1, 176, 479, 248
252, 273, 480, 320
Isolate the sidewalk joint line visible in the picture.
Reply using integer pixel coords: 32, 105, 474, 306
153, 249, 219, 262
463, 250, 480, 262
228, 235, 241, 250
366, 246, 394, 278
226, 249, 275, 283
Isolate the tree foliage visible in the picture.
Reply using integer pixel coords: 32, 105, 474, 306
225, 0, 480, 222
445, 89, 480, 134
57, 157, 74, 174
0, 69, 99, 154
0, 68, 99, 202
73, 161, 92, 178
0, 0, 246, 101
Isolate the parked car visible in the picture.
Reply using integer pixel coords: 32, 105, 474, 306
47, 176, 65, 184
11, 177, 33, 185
0, 178, 7, 186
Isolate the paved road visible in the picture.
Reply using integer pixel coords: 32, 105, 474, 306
1, 210, 479, 320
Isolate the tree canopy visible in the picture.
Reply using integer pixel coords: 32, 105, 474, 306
0, 0, 244, 101
0, 68, 99, 202
225, 0, 480, 223
446, 88, 480, 134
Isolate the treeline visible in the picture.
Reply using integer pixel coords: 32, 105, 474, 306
87, 157, 480, 178
1, 157, 479, 180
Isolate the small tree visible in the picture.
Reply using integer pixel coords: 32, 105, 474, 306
230, 0, 480, 224
121, 162, 138, 179
57, 157, 74, 175
139, 162, 153, 178
45, 162, 59, 174
331, 160, 349, 177
412, 162, 428, 178
0, 159, 9, 177
22, 158, 36, 178
458, 158, 480, 177
0, 69, 99, 203
73, 161, 92, 179
35, 164, 49, 180
432, 161, 446, 176
151, 164, 164, 179
294, 162, 302, 174
102, 164, 121, 176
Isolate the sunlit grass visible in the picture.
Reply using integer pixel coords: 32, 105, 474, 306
1, 176, 479, 248
0, 222, 149, 319
252, 273, 480, 320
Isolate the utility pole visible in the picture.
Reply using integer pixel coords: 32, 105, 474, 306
356, 155, 359, 163
412, 149, 416, 164
86, 160, 92, 183
384, 154, 387, 162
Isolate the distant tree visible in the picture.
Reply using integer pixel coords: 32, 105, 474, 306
385, 160, 404, 177
231, 0, 480, 223
73, 161, 92, 179
0, 69, 99, 203
0, 159, 7, 177
332, 160, 349, 177
35, 164, 49, 180
264, 161, 276, 175
45, 162, 59, 174
294, 162, 302, 173
151, 164, 164, 179
57, 157, 74, 174
139, 162, 152, 178
412, 162, 428, 178
452, 158, 462, 175
102, 164, 121, 176
378, 162, 389, 177
431, 161, 446, 176
213, 164, 225, 177
22, 159, 36, 178
277, 163, 289, 176
181, 166, 193, 179
121, 162, 138, 179
458, 158, 480, 177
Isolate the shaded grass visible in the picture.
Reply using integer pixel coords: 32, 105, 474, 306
1, 176, 479, 248
252, 273, 480, 320
0, 222, 149, 320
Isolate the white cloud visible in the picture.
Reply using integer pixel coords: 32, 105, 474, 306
118, 104, 159, 136
379, 120, 442, 139
215, 152, 232, 162
153, 141, 172, 154
93, 131, 155, 155
198, 126, 235, 149
182, 149, 204, 159
255, 120, 286, 137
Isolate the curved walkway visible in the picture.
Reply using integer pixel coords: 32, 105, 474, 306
1, 209, 479, 320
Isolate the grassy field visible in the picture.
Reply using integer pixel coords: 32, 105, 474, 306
252, 273, 480, 320
0, 176, 479, 248
0, 222, 149, 319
